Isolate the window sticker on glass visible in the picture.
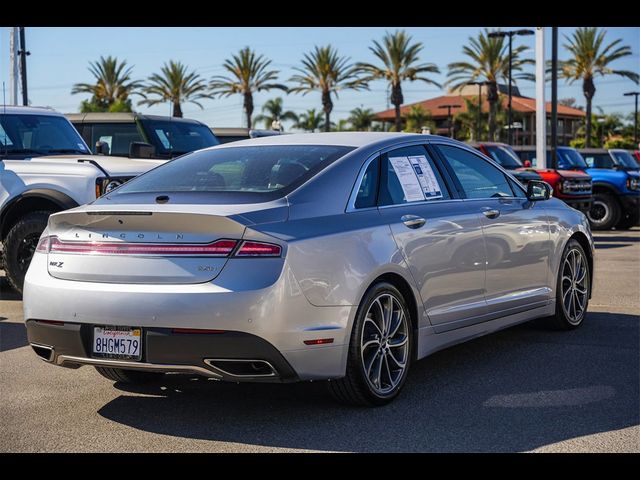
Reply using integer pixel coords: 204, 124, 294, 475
408, 155, 443, 199
389, 156, 426, 202
155, 129, 171, 149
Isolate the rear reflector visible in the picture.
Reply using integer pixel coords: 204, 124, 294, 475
303, 338, 334, 345
46, 236, 237, 256
36, 320, 65, 326
236, 241, 282, 257
171, 328, 226, 334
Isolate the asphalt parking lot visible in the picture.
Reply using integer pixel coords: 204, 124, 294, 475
1, 229, 638, 453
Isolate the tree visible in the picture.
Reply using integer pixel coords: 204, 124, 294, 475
557, 27, 639, 147
333, 119, 350, 132
348, 107, 376, 131
293, 109, 325, 132
358, 30, 440, 132
253, 97, 298, 131
447, 28, 534, 141
403, 105, 435, 133
210, 48, 287, 129
289, 45, 368, 132
559, 97, 581, 109
72, 56, 142, 112
138, 61, 210, 118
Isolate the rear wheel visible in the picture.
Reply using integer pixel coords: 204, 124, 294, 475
328, 282, 412, 406
538, 239, 590, 330
3, 211, 52, 294
94, 366, 165, 384
587, 193, 620, 230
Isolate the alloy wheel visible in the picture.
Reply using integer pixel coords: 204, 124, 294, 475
560, 248, 589, 325
16, 233, 40, 274
360, 293, 409, 396
587, 200, 609, 225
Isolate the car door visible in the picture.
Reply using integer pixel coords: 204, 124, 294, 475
375, 144, 489, 331
433, 143, 552, 318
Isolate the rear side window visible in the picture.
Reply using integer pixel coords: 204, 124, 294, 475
378, 145, 450, 206
354, 157, 380, 209
115, 145, 354, 197
583, 153, 613, 168
90, 123, 144, 156
437, 145, 515, 199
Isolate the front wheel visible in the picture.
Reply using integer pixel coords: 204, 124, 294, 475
587, 193, 620, 230
328, 282, 412, 406
539, 239, 590, 330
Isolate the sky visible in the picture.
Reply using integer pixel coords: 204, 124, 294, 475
0, 27, 638, 129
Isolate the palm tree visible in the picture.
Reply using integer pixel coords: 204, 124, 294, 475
447, 29, 534, 141
72, 56, 142, 112
348, 107, 376, 131
293, 109, 325, 132
557, 27, 639, 147
253, 97, 298, 130
403, 105, 436, 133
289, 45, 368, 132
358, 30, 440, 132
210, 48, 287, 129
138, 61, 210, 118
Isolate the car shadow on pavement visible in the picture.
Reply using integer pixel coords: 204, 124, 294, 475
97, 311, 639, 452
0, 322, 28, 353
0, 276, 22, 301
593, 235, 639, 243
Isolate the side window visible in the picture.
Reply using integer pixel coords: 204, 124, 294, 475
354, 157, 380, 209
508, 178, 527, 198
89, 123, 144, 156
379, 145, 450, 206
437, 145, 515, 199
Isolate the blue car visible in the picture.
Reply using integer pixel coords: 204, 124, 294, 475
576, 148, 639, 230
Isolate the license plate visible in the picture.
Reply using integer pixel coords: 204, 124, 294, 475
93, 326, 142, 360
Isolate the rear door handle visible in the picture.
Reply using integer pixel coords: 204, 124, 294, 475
401, 215, 426, 229
483, 209, 500, 219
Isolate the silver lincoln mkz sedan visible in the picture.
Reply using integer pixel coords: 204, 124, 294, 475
24, 133, 594, 406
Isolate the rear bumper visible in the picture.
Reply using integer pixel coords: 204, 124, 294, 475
23, 252, 355, 381
560, 196, 592, 213
26, 320, 298, 382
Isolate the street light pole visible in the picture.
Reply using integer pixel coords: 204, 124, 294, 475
467, 80, 490, 141
624, 91, 640, 145
488, 29, 534, 145
439, 104, 461, 138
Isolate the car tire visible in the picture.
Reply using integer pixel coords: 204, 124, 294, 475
328, 282, 412, 407
615, 210, 640, 230
587, 193, 621, 230
538, 239, 590, 330
94, 366, 165, 384
3, 211, 52, 294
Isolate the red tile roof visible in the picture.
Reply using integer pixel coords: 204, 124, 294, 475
374, 94, 586, 121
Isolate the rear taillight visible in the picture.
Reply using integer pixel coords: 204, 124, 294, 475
35, 236, 50, 253
39, 236, 282, 257
235, 241, 282, 257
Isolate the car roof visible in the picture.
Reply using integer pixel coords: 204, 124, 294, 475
578, 148, 608, 153
65, 112, 206, 125
210, 132, 425, 148
0, 105, 62, 116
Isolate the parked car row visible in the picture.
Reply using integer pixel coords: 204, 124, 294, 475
465, 140, 639, 231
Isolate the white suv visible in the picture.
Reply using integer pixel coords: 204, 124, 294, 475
1, 106, 164, 293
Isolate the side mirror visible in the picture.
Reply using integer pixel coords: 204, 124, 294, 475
95, 140, 110, 156
527, 180, 552, 201
129, 141, 156, 159
523, 159, 532, 168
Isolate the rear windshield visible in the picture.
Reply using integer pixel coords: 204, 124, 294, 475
484, 145, 523, 168
115, 144, 354, 196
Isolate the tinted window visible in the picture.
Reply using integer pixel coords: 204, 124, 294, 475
484, 145, 523, 169
582, 153, 613, 169
557, 148, 588, 169
437, 145, 515, 199
379, 145, 450, 206
115, 145, 354, 195
141, 119, 219, 156
354, 157, 380, 209
610, 150, 639, 169
90, 123, 144, 156
0, 114, 89, 156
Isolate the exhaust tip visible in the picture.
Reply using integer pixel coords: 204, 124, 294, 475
204, 359, 277, 377
31, 343, 54, 362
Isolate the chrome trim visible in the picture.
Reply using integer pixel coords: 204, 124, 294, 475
30, 343, 55, 362
56, 355, 222, 378
203, 358, 277, 378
